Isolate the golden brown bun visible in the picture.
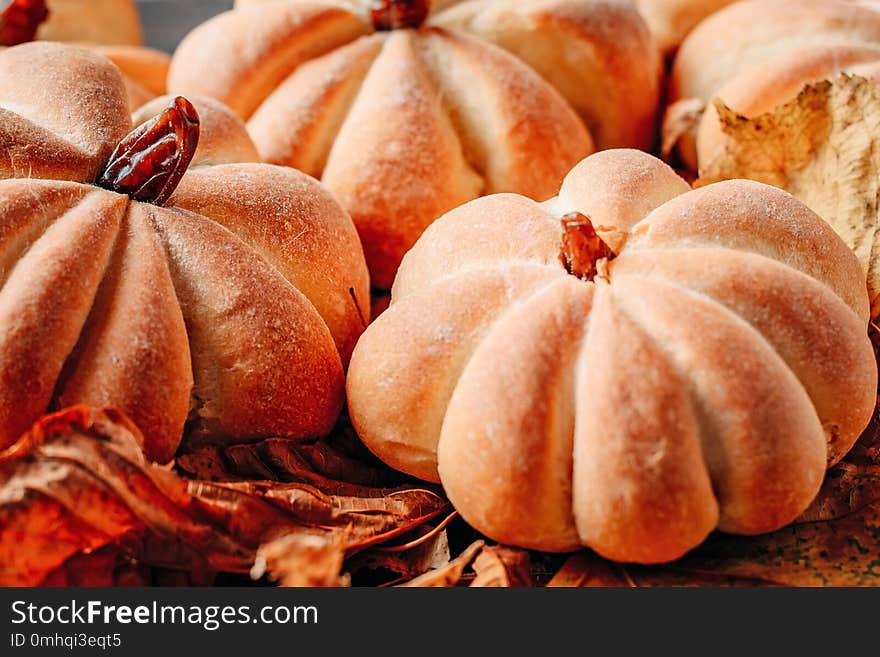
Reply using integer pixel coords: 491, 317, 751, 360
635, 0, 736, 56
670, 0, 880, 170
38, 0, 143, 46
1, 0, 157, 109
90, 45, 170, 110
0, 43, 369, 461
169, 1, 660, 288
0, 42, 132, 183
347, 149, 876, 563
1, 0, 158, 108
696, 42, 880, 166
429, 0, 661, 151
0, 41, 169, 113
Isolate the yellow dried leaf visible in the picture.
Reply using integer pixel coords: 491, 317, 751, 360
698, 74, 880, 316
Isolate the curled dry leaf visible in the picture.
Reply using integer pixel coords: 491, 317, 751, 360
397, 540, 532, 587
399, 540, 485, 587
176, 419, 405, 490
210, 479, 450, 553
354, 528, 453, 583
696, 74, 880, 317
546, 552, 630, 587
470, 545, 532, 587
660, 97, 705, 164
0, 406, 450, 586
253, 533, 350, 587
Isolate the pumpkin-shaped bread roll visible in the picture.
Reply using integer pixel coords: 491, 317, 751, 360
669, 0, 880, 171
37, 0, 142, 45
169, 0, 661, 287
1, 0, 167, 109
347, 149, 876, 564
634, 0, 736, 56
0, 42, 369, 462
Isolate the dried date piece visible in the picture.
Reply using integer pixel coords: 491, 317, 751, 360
371, 0, 430, 31
96, 96, 200, 206
0, 0, 48, 46
559, 212, 616, 282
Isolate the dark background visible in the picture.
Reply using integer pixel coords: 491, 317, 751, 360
138, 0, 234, 52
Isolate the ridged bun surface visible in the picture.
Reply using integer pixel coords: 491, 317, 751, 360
347, 149, 876, 563
171, 0, 661, 287
0, 43, 369, 462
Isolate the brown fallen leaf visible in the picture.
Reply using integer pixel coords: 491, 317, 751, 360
253, 533, 350, 587
546, 552, 629, 587
399, 540, 485, 587
0, 406, 451, 586
470, 545, 532, 587
176, 414, 403, 490
0, 407, 189, 585
10, 394, 880, 587
39, 544, 150, 588
697, 74, 880, 316
345, 513, 456, 584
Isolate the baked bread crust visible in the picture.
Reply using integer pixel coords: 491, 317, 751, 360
38, 0, 143, 46
669, 0, 880, 170
347, 149, 876, 563
90, 45, 171, 110
170, 0, 660, 287
635, 0, 736, 56
0, 43, 169, 113
1, 0, 162, 110
0, 43, 369, 462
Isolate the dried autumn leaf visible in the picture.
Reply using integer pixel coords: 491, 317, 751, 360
253, 533, 350, 587
176, 421, 404, 490
343, 512, 456, 584
209, 479, 450, 552
0, 406, 450, 586
399, 540, 485, 587
367, 531, 453, 583
39, 544, 150, 587
470, 545, 532, 587
697, 74, 880, 316
546, 552, 629, 587
0, 406, 178, 585
660, 97, 705, 164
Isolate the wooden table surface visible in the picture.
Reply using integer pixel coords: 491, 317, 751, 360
138, 0, 234, 53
